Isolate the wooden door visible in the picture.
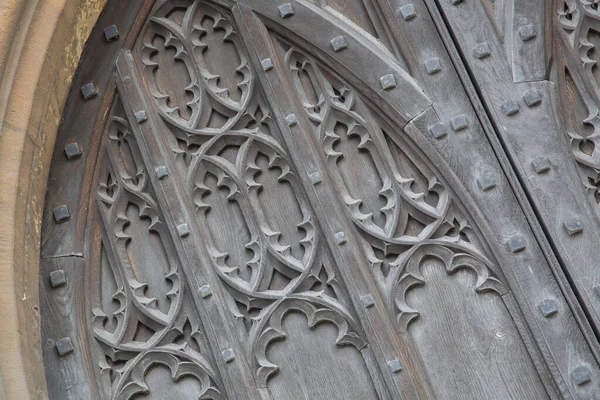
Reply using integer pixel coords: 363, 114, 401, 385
39, 0, 600, 398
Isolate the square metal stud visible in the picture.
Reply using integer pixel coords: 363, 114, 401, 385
424, 57, 442, 75
331, 36, 347, 52
531, 156, 550, 174
450, 114, 468, 131
399, 4, 416, 20
81, 83, 98, 100
361, 294, 375, 308
155, 166, 168, 179
334, 231, 347, 245
261, 58, 274, 71
571, 365, 591, 386
221, 348, 236, 363
53, 205, 71, 223
285, 114, 298, 126
523, 89, 542, 107
430, 123, 447, 139
388, 359, 403, 373
177, 223, 190, 238
478, 171, 497, 191
501, 101, 520, 116
135, 110, 148, 123
380, 74, 397, 90
538, 299, 559, 318
564, 216, 584, 236
507, 235, 526, 253
279, 3, 294, 18
309, 171, 322, 185
474, 42, 491, 59
49, 270, 67, 288
104, 25, 120, 42
199, 285, 212, 299
56, 337, 74, 356
64, 142, 83, 160
519, 24, 537, 42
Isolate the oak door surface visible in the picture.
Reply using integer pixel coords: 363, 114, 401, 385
39, 0, 600, 399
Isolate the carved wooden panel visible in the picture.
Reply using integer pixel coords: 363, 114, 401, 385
39, 0, 600, 398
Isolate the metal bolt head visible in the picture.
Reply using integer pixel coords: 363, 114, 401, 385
361, 294, 375, 308
450, 114, 469, 131
155, 166, 168, 179
571, 365, 591, 386
451, 0, 463, 4
564, 216, 584, 236
285, 114, 298, 126
222, 348, 235, 363
538, 299, 559, 317
135, 110, 147, 123
478, 171, 497, 191
49, 270, 67, 288
388, 359, 403, 373
261, 58, 274, 71
104, 25, 120, 42
474, 42, 491, 59
501, 101, 520, 116
424, 57, 442, 75
399, 4, 416, 20
519, 24, 537, 41
523, 89, 542, 107
334, 231, 347, 245
507, 235, 526, 253
199, 285, 212, 298
331, 36, 347, 52
380, 74, 397, 90
53, 205, 71, 223
177, 223, 190, 238
81, 83, 98, 100
64, 142, 83, 160
430, 123, 447, 139
532, 156, 550, 173
56, 337, 74, 356
309, 171, 322, 185
279, 3, 294, 18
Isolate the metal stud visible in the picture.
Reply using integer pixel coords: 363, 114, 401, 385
104, 25, 120, 42
361, 294, 375, 308
199, 285, 212, 299
450, 114, 469, 131
331, 36, 347, 52
571, 365, 591, 386
564, 216, 584, 236
285, 114, 298, 126
177, 223, 190, 238
430, 123, 447, 139
334, 231, 347, 245
399, 4, 416, 21
523, 89, 542, 107
478, 171, 497, 191
538, 299, 559, 318
473, 42, 491, 59
501, 101, 520, 116
380, 74, 397, 90
222, 348, 236, 363
261, 58, 274, 71
388, 359, 403, 373
156, 166, 168, 179
135, 110, 148, 123
424, 57, 442, 75
55, 337, 74, 356
49, 270, 67, 288
309, 171, 322, 185
278, 3, 294, 18
519, 24, 537, 42
81, 83, 98, 100
531, 156, 550, 174
507, 235, 526, 253
64, 142, 83, 160
53, 205, 71, 223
